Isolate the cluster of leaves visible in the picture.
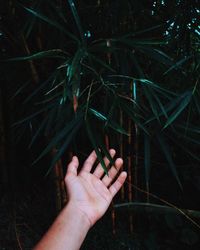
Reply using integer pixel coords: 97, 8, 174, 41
8, 0, 200, 184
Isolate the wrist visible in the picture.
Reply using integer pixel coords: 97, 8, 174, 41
65, 201, 92, 230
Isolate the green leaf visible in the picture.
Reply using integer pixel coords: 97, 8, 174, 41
168, 134, 200, 162
6, 49, 67, 62
23, 73, 56, 104
119, 101, 149, 134
32, 112, 83, 165
23, 6, 78, 42
164, 55, 193, 75
156, 133, 182, 189
122, 24, 163, 38
68, 48, 85, 82
29, 116, 48, 148
146, 91, 187, 125
139, 47, 174, 66
175, 123, 200, 135
150, 87, 168, 119
89, 108, 107, 121
89, 108, 129, 135
89, 54, 116, 73
119, 38, 167, 46
92, 130, 116, 167
163, 91, 192, 129
46, 119, 82, 175
67, 0, 85, 43
9, 80, 30, 101
174, 132, 200, 146
12, 102, 56, 127
85, 120, 108, 174
114, 202, 200, 218
142, 85, 160, 122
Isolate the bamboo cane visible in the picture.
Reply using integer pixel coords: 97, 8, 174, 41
128, 113, 133, 234
119, 110, 125, 201
105, 134, 116, 235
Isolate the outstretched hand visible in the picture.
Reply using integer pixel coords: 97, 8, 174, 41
65, 149, 127, 228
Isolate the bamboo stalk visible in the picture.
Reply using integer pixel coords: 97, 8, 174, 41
52, 148, 66, 212
134, 122, 139, 201
119, 110, 125, 201
105, 134, 116, 235
0, 88, 7, 189
128, 116, 133, 234
133, 80, 139, 200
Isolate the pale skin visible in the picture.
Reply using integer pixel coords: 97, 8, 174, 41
33, 149, 127, 250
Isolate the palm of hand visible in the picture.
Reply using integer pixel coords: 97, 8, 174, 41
65, 150, 127, 227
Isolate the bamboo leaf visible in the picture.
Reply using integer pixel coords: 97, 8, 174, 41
24, 73, 56, 104
114, 202, 200, 218
6, 49, 67, 62
156, 133, 182, 189
173, 132, 200, 146
150, 87, 168, 119
67, 0, 85, 43
119, 38, 167, 46
89, 108, 107, 121
32, 112, 83, 165
12, 102, 56, 127
93, 130, 116, 167
163, 91, 192, 129
89, 54, 116, 73
139, 47, 174, 66
175, 123, 200, 134
68, 48, 85, 82
164, 55, 193, 75
168, 135, 200, 162
29, 116, 48, 148
122, 24, 163, 38
23, 6, 78, 42
46, 119, 82, 175
89, 108, 129, 135
9, 80, 30, 100
142, 85, 160, 122
85, 120, 108, 174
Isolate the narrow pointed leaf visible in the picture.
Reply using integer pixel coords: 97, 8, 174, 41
156, 133, 182, 189
168, 135, 200, 162
85, 120, 108, 174
89, 108, 128, 135
46, 120, 82, 175
12, 102, 56, 127
67, 0, 85, 43
32, 113, 83, 165
114, 202, 200, 218
29, 117, 48, 148
9, 80, 30, 100
164, 91, 192, 129
23, 6, 78, 42
89, 54, 116, 73
164, 55, 193, 75
7, 49, 67, 62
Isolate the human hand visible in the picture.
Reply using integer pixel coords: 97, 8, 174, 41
64, 149, 127, 228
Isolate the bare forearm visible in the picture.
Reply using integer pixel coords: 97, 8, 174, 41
33, 203, 90, 250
